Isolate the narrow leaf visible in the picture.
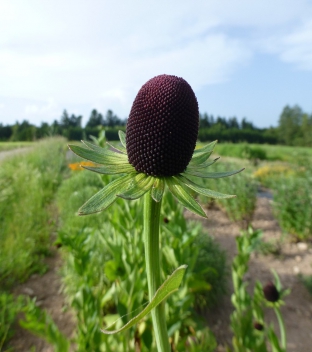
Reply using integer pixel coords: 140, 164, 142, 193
101, 265, 187, 335
106, 142, 127, 154
194, 140, 217, 154
151, 178, 165, 202
69, 144, 128, 165
118, 174, 154, 200
186, 157, 220, 170
119, 130, 127, 148
166, 177, 207, 218
79, 173, 134, 215
189, 150, 214, 165
82, 163, 135, 175
183, 168, 244, 179
176, 175, 236, 199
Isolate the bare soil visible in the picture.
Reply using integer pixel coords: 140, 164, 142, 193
9, 194, 312, 352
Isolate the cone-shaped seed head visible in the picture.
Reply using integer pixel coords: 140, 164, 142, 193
126, 74, 199, 176
263, 282, 280, 302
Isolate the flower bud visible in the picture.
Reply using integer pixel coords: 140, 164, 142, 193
126, 74, 199, 176
254, 322, 264, 331
263, 281, 279, 302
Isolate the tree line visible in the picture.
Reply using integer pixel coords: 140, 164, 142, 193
0, 105, 311, 147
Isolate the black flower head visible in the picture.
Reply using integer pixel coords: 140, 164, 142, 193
126, 74, 199, 176
263, 281, 280, 302
254, 322, 264, 331
68, 74, 243, 217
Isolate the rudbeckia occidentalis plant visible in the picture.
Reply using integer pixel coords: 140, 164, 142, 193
69, 74, 243, 351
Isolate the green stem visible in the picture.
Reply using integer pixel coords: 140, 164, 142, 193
143, 191, 170, 352
274, 306, 286, 350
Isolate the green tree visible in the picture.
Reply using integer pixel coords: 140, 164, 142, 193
278, 105, 303, 145
86, 109, 104, 128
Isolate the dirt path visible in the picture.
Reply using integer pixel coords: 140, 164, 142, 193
10, 248, 75, 352
0, 147, 33, 162
186, 196, 312, 352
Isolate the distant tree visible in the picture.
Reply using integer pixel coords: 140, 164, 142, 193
241, 117, 254, 130
10, 120, 36, 141
278, 105, 303, 145
60, 110, 82, 128
86, 109, 104, 128
105, 109, 121, 127
228, 117, 240, 129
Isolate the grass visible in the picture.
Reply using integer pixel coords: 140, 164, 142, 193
0, 137, 67, 289
0, 141, 33, 152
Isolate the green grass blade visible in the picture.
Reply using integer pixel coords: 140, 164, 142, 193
101, 265, 187, 335
183, 168, 244, 178
78, 173, 134, 215
151, 178, 165, 202
176, 175, 236, 199
165, 177, 207, 218
117, 174, 154, 200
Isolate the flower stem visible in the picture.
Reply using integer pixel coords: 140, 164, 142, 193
274, 306, 286, 350
143, 191, 170, 352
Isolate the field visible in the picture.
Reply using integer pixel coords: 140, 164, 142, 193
1, 139, 311, 351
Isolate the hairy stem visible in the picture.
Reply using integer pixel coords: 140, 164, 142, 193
143, 191, 170, 352
274, 306, 286, 350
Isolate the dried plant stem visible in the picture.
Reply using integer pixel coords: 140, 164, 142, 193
143, 192, 170, 352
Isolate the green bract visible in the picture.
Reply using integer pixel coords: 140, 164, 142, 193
68, 130, 243, 218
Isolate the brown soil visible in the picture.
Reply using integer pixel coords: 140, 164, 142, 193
9, 195, 312, 351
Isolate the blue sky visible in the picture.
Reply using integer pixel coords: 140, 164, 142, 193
1, 0, 312, 128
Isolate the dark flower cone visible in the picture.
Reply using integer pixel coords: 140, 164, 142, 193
263, 281, 280, 302
126, 74, 199, 176
254, 322, 264, 331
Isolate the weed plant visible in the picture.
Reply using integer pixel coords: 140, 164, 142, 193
0, 138, 67, 289
197, 161, 257, 227
56, 169, 226, 351
272, 174, 312, 241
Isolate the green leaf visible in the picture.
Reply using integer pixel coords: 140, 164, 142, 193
186, 157, 220, 170
194, 140, 217, 154
151, 178, 165, 202
165, 177, 207, 218
101, 265, 187, 335
182, 168, 244, 178
189, 151, 214, 166
82, 163, 135, 175
106, 142, 127, 154
117, 174, 154, 200
119, 130, 127, 148
69, 144, 128, 165
78, 173, 134, 215
176, 175, 236, 199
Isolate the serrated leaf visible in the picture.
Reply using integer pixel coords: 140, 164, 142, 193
119, 130, 127, 148
176, 175, 236, 199
183, 168, 244, 178
79, 173, 134, 215
82, 163, 135, 175
69, 144, 128, 165
151, 178, 165, 202
165, 177, 207, 218
101, 265, 187, 335
187, 157, 220, 170
117, 174, 154, 200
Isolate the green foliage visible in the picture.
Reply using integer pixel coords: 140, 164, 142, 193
0, 293, 24, 350
0, 141, 33, 152
20, 298, 70, 352
56, 170, 226, 350
0, 138, 67, 288
272, 175, 312, 240
197, 161, 257, 227
300, 274, 312, 296
229, 227, 289, 352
